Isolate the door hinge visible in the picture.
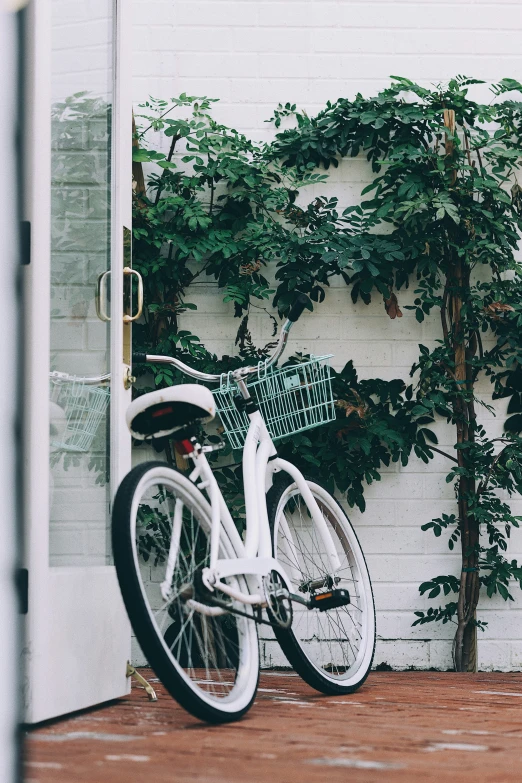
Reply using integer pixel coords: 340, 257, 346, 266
20, 221, 30, 265
17, 568, 28, 614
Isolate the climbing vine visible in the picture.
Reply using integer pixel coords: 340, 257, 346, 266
132, 94, 430, 515
133, 77, 522, 671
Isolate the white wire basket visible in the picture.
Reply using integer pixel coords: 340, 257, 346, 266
213, 355, 335, 450
50, 376, 110, 453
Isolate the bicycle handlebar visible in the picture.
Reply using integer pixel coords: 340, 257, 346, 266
132, 295, 310, 383
50, 370, 111, 385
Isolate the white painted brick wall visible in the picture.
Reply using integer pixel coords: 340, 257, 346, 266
132, 0, 522, 671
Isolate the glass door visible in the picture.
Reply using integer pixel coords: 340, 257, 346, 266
23, 0, 133, 723
49, 0, 113, 567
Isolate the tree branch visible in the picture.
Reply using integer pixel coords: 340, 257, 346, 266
463, 129, 474, 170
429, 446, 459, 464
154, 133, 181, 206
209, 180, 215, 216
477, 443, 514, 496
441, 277, 450, 342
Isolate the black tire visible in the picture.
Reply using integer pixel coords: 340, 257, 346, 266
267, 473, 376, 695
112, 461, 259, 723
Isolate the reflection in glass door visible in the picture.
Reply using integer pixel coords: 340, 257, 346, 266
49, 1, 113, 565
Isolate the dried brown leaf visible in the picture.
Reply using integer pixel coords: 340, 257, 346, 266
484, 301, 515, 319
384, 291, 403, 319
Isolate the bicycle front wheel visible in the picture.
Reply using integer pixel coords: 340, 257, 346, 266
267, 474, 376, 695
112, 461, 259, 723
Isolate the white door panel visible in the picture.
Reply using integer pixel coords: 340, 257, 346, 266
23, 0, 132, 723
27, 569, 130, 723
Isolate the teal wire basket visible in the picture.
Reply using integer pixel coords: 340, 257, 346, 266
213, 355, 335, 450
50, 378, 110, 453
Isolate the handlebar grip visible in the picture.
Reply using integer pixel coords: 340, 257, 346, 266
287, 294, 309, 323
132, 352, 148, 364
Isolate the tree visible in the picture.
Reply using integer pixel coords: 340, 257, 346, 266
271, 76, 522, 670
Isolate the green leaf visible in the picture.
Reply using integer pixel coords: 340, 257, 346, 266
132, 148, 165, 163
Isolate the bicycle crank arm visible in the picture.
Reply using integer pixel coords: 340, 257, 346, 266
288, 592, 310, 607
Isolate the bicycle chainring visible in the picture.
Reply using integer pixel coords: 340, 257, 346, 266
263, 570, 293, 630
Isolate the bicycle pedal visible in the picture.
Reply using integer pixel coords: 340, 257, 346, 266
308, 588, 350, 612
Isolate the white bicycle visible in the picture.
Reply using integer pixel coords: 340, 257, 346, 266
112, 296, 376, 723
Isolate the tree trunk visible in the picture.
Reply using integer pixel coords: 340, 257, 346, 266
443, 110, 480, 672
463, 623, 477, 671
132, 111, 146, 196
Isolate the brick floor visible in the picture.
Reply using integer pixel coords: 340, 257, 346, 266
25, 669, 522, 783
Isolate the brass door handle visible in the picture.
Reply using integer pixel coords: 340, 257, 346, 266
95, 270, 111, 322
123, 267, 144, 323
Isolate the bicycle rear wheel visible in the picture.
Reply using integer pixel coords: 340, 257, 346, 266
267, 474, 375, 695
112, 461, 259, 723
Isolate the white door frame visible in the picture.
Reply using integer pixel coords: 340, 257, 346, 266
112, 0, 133, 484
0, 4, 23, 779
22, 0, 133, 724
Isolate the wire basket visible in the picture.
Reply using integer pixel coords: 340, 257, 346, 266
50, 378, 110, 453
214, 355, 335, 450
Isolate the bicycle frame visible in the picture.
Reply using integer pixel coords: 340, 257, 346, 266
140, 298, 341, 613
178, 404, 342, 612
